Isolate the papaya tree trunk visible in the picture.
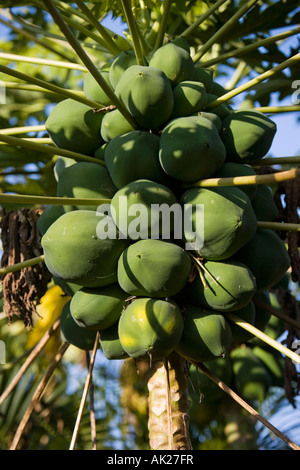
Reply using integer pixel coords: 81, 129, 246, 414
147, 352, 192, 450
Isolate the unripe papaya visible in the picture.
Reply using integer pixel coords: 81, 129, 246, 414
42, 210, 129, 287
99, 319, 129, 360
175, 305, 232, 363
109, 50, 138, 88
220, 110, 277, 164
251, 291, 272, 334
94, 143, 107, 162
170, 37, 190, 53
185, 259, 256, 311
159, 115, 226, 182
181, 186, 257, 260
210, 81, 227, 97
53, 276, 81, 296
206, 93, 232, 119
56, 161, 117, 211
117, 239, 192, 298
104, 130, 167, 189
226, 300, 256, 343
188, 355, 233, 405
193, 66, 214, 92
196, 111, 222, 132
252, 345, 284, 387
115, 65, 174, 130
37, 205, 64, 236
45, 98, 104, 155
54, 156, 76, 182
171, 80, 207, 118
60, 301, 99, 351
100, 108, 135, 142
118, 297, 184, 361
233, 229, 290, 292
110, 179, 178, 240
214, 162, 257, 201
230, 346, 272, 403
70, 284, 128, 330
250, 184, 279, 221
83, 69, 113, 106
149, 42, 194, 85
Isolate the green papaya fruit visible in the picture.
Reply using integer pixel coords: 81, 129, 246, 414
188, 355, 233, 405
193, 66, 214, 92
226, 300, 256, 343
251, 184, 279, 221
149, 42, 195, 85
214, 162, 257, 201
94, 143, 108, 162
42, 210, 129, 287
115, 65, 174, 130
53, 156, 76, 182
210, 81, 227, 97
118, 297, 184, 361
159, 115, 226, 182
230, 346, 272, 403
60, 301, 99, 351
53, 276, 81, 296
117, 239, 192, 298
252, 345, 285, 387
70, 284, 128, 330
99, 319, 129, 360
109, 50, 138, 89
83, 69, 113, 106
181, 186, 257, 260
37, 205, 64, 236
196, 111, 222, 132
251, 291, 272, 334
206, 93, 232, 120
175, 305, 232, 363
233, 229, 290, 292
45, 98, 105, 155
100, 108, 135, 142
110, 179, 178, 240
185, 259, 256, 311
104, 130, 167, 189
171, 80, 207, 118
170, 37, 190, 53
56, 161, 117, 211
220, 110, 277, 164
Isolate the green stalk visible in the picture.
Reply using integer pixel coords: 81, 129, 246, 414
74, 0, 121, 55
41, 0, 137, 129
0, 125, 46, 135
206, 52, 300, 110
254, 156, 300, 166
0, 255, 45, 276
181, 0, 228, 39
227, 313, 300, 365
0, 134, 106, 166
0, 15, 75, 63
255, 105, 300, 114
200, 26, 300, 68
184, 167, 300, 188
0, 138, 52, 145
257, 221, 300, 232
0, 193, 111, 206
3, 81, 83, 97
121, 0, 145, 65
153, 0, 173, 51
0, 52, 86, 72
0, 65, 103, 109
193, 0, 260, 63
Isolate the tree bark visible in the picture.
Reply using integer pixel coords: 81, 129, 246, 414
147, 352, 192, 450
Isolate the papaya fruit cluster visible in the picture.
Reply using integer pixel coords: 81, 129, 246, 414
38, 40, 290, 402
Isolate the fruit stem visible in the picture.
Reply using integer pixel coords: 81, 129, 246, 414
0, 64, 104, 109
3, 81, 84, 97
0, 52, 87, 72
41, 0, 138, 129
0, 138, 52, 145
153, 0, 173, 51
255, 105, 300, 114
0, 255, 45, 276
227, 313, 300, 365
0, 125, 46, 135
199, 26, 300, 68
184, 167, 300, 188
121, 0, 145, 65
0, 133, 106, 166
206, 52, 300, 110
192, 0, 260, 63
0, 193, 111, 207
257, 221, 300, 232
181, 0, 228, 39
253, 297, 300, 333
253, 156, 300, 166
197, 363, 300, 451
